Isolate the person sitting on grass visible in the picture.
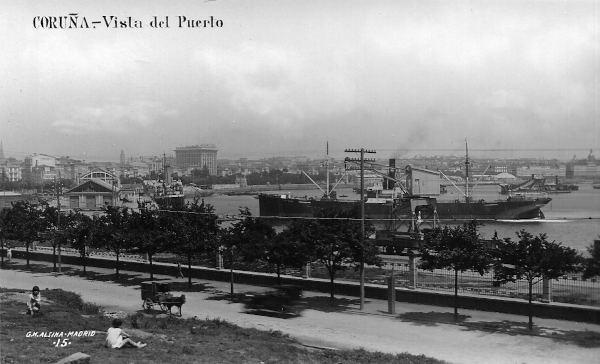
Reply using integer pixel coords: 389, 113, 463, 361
105, 319, 147, 349
26, 286, 41, 315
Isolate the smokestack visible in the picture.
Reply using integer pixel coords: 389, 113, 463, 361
387, 159, 396, 189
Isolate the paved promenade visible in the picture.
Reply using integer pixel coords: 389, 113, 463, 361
1, 258, 600, 364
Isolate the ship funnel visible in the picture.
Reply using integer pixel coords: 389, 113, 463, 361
387, 159, 395, 189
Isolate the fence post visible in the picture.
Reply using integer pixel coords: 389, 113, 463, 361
542, 275, 552, 303
302, 263, 311, 279
408, 255, 417, 289
388, 264, 396, 314
216, 248, 223, 270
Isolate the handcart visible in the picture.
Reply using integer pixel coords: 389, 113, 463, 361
141, 281, 183, 314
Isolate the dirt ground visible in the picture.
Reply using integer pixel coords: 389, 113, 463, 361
2, 261, 600, 364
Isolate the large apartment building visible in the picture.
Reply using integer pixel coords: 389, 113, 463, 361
174, 144, 218, 176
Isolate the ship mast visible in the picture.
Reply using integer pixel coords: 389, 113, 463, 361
163, 152, 171, 186
465, 139, 470, 200
326, 139, 330, 197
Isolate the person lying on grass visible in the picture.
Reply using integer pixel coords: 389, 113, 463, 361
26, 286, 41, 315
105, 319, 147, 349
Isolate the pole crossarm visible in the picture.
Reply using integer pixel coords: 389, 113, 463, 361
344, 158, 376, 162
345, 149, 376, 154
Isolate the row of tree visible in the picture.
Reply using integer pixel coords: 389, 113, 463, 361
0, 200, 379, 303
0, 178, 77, 193
1, 199, 598, 330
419, 221, 599, 330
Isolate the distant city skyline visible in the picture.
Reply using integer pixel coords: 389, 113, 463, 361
2, 1, 598, 164
1, 143, 595, 164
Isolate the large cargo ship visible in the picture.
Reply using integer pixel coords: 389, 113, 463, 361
258, 192, 551, 222
258, 142, 551, 222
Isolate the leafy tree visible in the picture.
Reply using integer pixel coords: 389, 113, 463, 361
231, 208, 276, 263
65, 211, 95, 275
200, 164, 210, 178
419, 221, 493, 320
39, 202, 63, 272
0, 180, 22, 192
170, 199, 220, 289
0, 208, 8, 266
218, 226, 241, 295
129, 203, 172, 280
215, 208, 266, 295
95, 206, 133, 279
1, 200, 45, 268
582, 237, 600, 279
267, 228, 313, 285
71, 212, 97, 275
348, 222, 380, 310
493, 230, 581, 330
222, 208, 307, 289
286, 207, 376, 303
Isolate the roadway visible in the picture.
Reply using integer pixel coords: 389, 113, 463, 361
1, 259, 600, 364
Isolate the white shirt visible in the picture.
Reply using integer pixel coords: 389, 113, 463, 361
27, 293, 41, 309
106, 327, 124, 348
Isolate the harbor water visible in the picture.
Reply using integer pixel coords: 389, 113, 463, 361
191, 184, 600, 254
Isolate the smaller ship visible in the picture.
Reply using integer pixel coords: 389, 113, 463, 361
500, 176, 578, 194
149, 154, 185, 208
184, 184, 214, 198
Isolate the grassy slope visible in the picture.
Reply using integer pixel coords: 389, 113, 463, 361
0, 288, 449, 364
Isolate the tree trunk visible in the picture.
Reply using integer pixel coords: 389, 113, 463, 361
81, 252, 86, 275
454, 269, 459, 320
26, 242, 30, 268
528, 280, 533, 331
230, 251, 234, 296
360, 260, 365, 310
276, 264, 281, 286
115, 248, 120, 279
149, 254, 154, 280
57, 243, 62, 273
187, 252, 192, 289
329, 274, 335, 304
327, 266, 335, 304
53, 245, 57, 271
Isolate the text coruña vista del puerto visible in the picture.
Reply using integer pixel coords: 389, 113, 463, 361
33, 13, 223, 29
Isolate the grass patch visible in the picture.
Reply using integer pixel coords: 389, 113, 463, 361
0, 288, 451, 364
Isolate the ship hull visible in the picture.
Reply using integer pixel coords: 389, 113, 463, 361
258, 194, 551, 221
435, 198, 551, 220
154, 194, 186, 209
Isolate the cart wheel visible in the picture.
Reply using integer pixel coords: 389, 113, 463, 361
142, 299, 153, 311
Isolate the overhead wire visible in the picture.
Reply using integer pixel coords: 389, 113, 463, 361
146, 208, 600, 222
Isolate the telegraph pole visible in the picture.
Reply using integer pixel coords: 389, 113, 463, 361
55, 171, 62, 273
345, 148, 376, 310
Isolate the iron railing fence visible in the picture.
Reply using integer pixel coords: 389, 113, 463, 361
372, 261, 600, 307
10, 246, 600, 307
552, 275, 600, 306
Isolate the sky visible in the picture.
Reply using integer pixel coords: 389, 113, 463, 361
1, 0, 598, 162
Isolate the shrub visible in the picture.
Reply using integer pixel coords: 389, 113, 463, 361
44, 289, 99, 313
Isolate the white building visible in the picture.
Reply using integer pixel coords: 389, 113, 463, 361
79, 168, 120, 189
